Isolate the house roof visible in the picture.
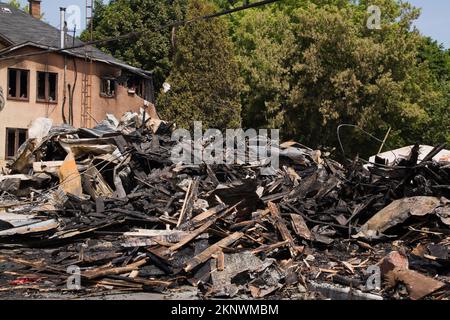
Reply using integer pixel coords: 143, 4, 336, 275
0, 2, 151, 78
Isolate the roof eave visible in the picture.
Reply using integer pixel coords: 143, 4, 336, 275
0, 42, 153, 79
0, 33, 14, 47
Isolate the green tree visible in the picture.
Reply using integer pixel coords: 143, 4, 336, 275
7, 0, 21, 9
233, 0, 448, 158
418, 37, 450, 83
157, 0, 242, 129
8, 0, 44, 19
81, 0, 187, 92
8, 0, 29, 14
417, 38, 450, 145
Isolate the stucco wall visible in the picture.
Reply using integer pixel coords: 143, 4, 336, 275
0, 46, 147, 159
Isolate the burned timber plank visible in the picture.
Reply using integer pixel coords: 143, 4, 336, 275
184, 232, 243, 272
268, 202, 299, 258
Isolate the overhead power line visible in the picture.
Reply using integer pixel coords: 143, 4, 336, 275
0, 0, 280, 62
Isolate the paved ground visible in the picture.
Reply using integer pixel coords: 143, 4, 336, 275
0, 287, 200, 300
76, 289, 200, 300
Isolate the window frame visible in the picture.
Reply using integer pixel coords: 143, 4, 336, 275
5, 127, 28, 159
7, 68, 30, 101
36, 71, 58, 104
100, 77, 117, 98
126, 76, 145, 98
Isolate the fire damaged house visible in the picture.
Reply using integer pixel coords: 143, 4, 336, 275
0, 0, 155, 160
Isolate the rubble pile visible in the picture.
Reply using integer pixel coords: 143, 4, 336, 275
0, 113, 449, 300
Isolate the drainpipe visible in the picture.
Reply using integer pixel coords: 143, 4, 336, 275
60, 7, 68, 124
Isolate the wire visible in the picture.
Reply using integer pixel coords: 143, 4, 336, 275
0, 0, 280, 62
337, 124, 384, 159
337, 124, 405, 167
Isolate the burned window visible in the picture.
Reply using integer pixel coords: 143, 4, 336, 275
126, 76, 145, 98
100, 78, 116, 98
5, 128, 28, 159
7, 68, 29, 100
37, 71, 58, 103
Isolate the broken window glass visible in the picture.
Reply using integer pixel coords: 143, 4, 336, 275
6, 128, 15, 158
8, 69, 16, 98
5, 128, 28, 158
37, 71, 58, 102
48, 73, 57, 101
20, 70, 28, 98
37, 72, 46, 100
7, 68, 29, 100
126, 76, 144, 98
100, 78, 116, 98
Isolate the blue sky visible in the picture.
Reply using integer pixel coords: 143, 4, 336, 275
407, 0, 450, 48
14, 0, 450, 48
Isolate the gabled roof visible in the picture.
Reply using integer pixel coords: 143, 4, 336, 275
0, 2, 151, 78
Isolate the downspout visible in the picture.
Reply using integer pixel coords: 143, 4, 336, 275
62, 53, 67, 124
60, 7, 68, 124
68, 83, 73, 125
70, 26, 78, 126
70, 57, 78, 126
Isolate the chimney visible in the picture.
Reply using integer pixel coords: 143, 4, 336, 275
28, 0, 41, 19
60, 7, 66, 48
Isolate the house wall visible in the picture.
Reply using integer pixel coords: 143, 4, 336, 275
0, 46, 148, 160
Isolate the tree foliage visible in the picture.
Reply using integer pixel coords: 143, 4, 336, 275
156, 0, 242, 129
86, 0, 449, 156
7, 0, 42, 19
7, 0, 21, 9
418, 37, 450, 83
417, 37, 450, 145
8, 0, 28, 16
81, 0, 186, 91
231, 0, 449, 157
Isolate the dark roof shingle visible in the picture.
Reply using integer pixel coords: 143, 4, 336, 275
0, 2, 151, 77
